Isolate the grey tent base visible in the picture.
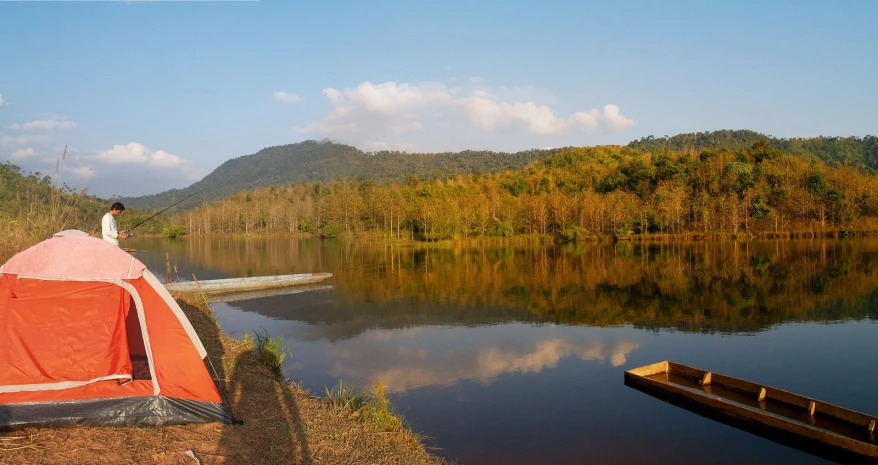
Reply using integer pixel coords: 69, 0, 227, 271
0, 396, 234, 431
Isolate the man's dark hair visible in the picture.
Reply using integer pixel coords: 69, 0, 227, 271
111, 202, 126, 212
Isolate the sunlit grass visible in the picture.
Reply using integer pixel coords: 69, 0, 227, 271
324, 380, 369, 414
323, 380, 404, 432
254, 328, 290, 372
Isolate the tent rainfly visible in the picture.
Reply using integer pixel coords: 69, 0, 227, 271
0, 232, 234, 429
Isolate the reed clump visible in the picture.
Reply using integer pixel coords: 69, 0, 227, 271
254, 328, 290, 372
324, 380, 404, 432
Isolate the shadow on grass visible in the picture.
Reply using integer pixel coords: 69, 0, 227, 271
182, 299, 312, 464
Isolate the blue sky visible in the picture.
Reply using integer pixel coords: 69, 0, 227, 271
0, 0, 876, 197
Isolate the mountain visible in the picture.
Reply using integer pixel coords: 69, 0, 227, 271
122, 140, 562, 209
125, 131, 878, 211
627, 130, 878, 171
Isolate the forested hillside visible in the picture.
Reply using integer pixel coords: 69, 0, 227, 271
127, 131, 878, 212
124, 140, 561, 209
628, 130, 878, 171
0, 161, 165, 261
167, 142, 878, 240
0, 161, 108, 261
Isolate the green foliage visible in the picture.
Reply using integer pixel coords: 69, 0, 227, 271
629, 130, 878, 172
300, 218, 317, 234
254, 328, 290, 373
560, 226, 590, 242
486, 219, 514, 237
321, 220, 344, 238
365, 381, 402, 431
163, 225, 188, 238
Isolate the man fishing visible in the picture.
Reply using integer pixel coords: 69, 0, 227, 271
101, 202, 128, 246
107, 189, 205, 242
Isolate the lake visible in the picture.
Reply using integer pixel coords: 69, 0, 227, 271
128, 236, 878, 465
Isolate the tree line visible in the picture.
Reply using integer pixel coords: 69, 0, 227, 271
166, 142, 878, 240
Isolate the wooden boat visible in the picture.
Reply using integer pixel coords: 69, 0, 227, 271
164, 272, 332, 295
205, 284, 333, 303
625, 361, 878, 464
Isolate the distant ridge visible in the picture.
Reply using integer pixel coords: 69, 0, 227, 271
122, 140, 562, 209
124, 131, 878, 210
627, 129, 877, 170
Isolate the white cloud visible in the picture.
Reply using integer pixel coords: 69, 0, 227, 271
3, 143, 203, 197
95, 142, 186, 168
602, 104, 636, 131
296, 80, 634, 150
67, 165, 95, 179
363, 141, 419, 152
1, 135, 54, 146
9, 147, 36, 160
0, 94, 7, 109
273, 91, 302, 104
323, 88, 344, 105
7, 120, 78, 131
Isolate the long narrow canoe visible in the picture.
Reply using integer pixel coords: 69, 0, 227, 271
625, 361, 878, 464
164, 272, 332, 294
206, 284, 333, 303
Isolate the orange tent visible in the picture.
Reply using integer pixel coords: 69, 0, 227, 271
0, 232, 233, 429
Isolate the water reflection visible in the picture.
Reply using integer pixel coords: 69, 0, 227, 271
132, 236, 878, 335
128, 236, 878, 465
323, 328, 639, 393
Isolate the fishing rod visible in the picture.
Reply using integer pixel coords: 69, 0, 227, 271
124, 188, 205, 236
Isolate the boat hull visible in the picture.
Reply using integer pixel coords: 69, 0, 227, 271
164, 273, 332, 294
624, 361, 878, 464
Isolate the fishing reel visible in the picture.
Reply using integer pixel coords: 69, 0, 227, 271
123, 229, 136, 237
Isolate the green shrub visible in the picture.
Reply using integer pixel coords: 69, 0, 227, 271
561, 226, 589, 242
163, 225, 188, 238
486, 219, 514, 237
321, 220, 344, 238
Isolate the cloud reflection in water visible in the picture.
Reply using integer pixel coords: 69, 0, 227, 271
324, 325, 639, 393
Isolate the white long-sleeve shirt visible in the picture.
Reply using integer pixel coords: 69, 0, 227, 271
101, 212, 120, 246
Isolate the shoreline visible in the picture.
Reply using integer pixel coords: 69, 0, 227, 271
134, 228, 878, 246
0, 296, 446, 465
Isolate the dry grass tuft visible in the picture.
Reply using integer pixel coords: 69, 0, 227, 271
0, 296, 447, 465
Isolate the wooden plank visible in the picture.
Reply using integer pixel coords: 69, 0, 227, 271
700, 372, 712, 386
624, 360, 668, 378
669, 362, 707, 380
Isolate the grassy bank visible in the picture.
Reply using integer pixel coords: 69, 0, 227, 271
0, 297, 446, 465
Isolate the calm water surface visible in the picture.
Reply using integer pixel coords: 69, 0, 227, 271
129, 237, 878, 465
